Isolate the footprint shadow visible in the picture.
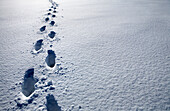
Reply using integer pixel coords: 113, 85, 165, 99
46, 94, 61, 111
22, 68, 36, 97
45, 50, 56, 68
37, 26, 47, 34
52, 15, 56, 18
48, 31, 56, 39
35, 39, 43, 51
40, 26, 46, 32
50, 21, 55, 26
45, 17, 50, 22
31, 39, 44, 54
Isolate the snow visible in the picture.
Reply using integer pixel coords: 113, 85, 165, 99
0, 0, 170, 111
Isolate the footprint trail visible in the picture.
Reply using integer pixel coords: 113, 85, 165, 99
13, 0, 69, 110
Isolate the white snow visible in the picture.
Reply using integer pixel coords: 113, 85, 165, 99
0, 0, 170, 111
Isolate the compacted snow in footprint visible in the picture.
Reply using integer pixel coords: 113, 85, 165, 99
0, 0, 170, 111
45, 50, 56, 68
22, 68, 36, 97
46, 94, 62, 111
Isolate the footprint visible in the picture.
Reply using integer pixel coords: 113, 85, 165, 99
35, 39, 43, 51
49, 9, 52, 11
22, 68, 36, 97
48, 31, 56, 39
50, 21, 55, 26
54, 7, 56, 9
47, 12, 51, 15
52, 15, 56, 18
46, 94, 61, 111
45, 50, 56, 68
45, 17, 50, 22
55, 4, 59, 7
53, 3, 59, 8
53, 10, 57, 13
40, 26, 46, 32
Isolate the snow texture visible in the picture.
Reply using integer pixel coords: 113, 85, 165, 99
0, 0, 170, 110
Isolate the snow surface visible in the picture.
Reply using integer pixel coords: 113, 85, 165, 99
0, 0, 170, 110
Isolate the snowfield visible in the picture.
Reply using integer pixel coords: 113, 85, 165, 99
0, 0, 170, 111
